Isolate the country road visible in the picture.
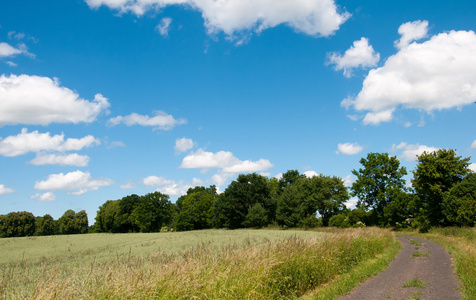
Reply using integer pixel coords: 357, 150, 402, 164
340, 235, 461, 300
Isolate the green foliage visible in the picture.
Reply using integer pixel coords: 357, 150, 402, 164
442, 173, 476, 226
243, 203, 268, 228
277, 175, 348, 227
35, 214, 56, 236
58, 210, 88, 235
95, 200, 120, 233
0, 211, 36, 237
131, 192, 174, 232
383, 191, 418, 227
351, 152, 407, 225
412, 149, 471, 226
214, 173, 273, 229
176, 186, 217, 231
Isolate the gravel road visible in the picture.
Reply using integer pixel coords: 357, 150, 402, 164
339, 235, 461, 300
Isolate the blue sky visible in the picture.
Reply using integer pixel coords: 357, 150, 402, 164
1, 0, 475, 223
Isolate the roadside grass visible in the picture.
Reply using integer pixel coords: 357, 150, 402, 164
412, 251, 430, 258
402, 227, 476, 300
403, 278, 426, 288
0, 228, 397, 299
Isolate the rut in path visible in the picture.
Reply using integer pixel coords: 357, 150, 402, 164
340, 235, 461, 300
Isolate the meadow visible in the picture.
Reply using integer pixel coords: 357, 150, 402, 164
0, 228, 399, 299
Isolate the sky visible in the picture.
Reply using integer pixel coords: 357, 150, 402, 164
1, 0, 475, 224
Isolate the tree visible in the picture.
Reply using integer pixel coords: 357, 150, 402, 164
58, 210, 88, 234
95, 200, 120, 232
276, 175, 348, 227
351, 152, 407, 225
278, 170, 306, 191
412, 149, 471, 225
131, 192, 174, 232
117, 194, 140, 232
0, 212, 36, 237
176, 186, 217, 231
441, 173, 476, 226
214, 173, 273, 229
35, 214, 56, 236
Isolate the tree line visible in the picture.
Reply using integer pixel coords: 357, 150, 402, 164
1, 148, 474, 237
0, 209, 88, 238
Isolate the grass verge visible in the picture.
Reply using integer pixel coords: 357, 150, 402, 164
0, 228, 397, 299
401, 227, 476, 300
300, 229, 401, 300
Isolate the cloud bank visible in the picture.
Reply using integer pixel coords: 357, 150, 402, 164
343, 23, 476, 125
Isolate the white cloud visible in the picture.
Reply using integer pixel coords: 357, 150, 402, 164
336, 142, 363, 155
156, 17, 172, 37
471, 140, 476, 148
391, 142, 440, 161
343, 28, 476, 125
85, 0, 350, 40
0, 128, 100, 157
143, 175, 193, 196
327, 37, 380, 77
469, 163, 476, 172
180, 148, 273, 173
6, 61, 17, 67
0, 42, 31, 58
303, 170, 318, 178
120, 182, 136, 189
342, 174, 354, 187
0, 184, 14, 196
344, 197, 358, 209
34, 170, 114, 195
0, 74, 110, 126
175, 137, 194, 152
221, 159, 273, 173
395, 20, 429, 49
107, 111, 186, 130
31, 192, 56, 202
30, 153, 90, 166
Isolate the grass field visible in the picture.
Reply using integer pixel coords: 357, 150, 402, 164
0, 228, 398, 299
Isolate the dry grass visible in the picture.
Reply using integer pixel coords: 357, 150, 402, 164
0, 228, 396, 299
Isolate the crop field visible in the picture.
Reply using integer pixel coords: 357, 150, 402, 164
0, 228, 398, 299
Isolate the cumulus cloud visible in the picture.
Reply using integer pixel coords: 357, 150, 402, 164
31, 192, 56, 202
336, 142, 363, 155
156, 17, 172, 37
471, 140, 476, 148
180, 148, 273, 173
0, 74, 110, 126
395, 20, 429, 49
303, 170, 318, 178
327, 37, 380, 77
30, 153, 90, 166
85, 0, 350, 40
108, 111, 186, 130
175, 137, 194, 152
342, 174, 354, 187
0, 128, 99, 157
143, 175, 197, 196
469, 163, 476, 172
0, 184, 14, 196
391, 142, 440, 161
343, 27, 476, 125
120, 182, 136, 189
34, 170, 114, 195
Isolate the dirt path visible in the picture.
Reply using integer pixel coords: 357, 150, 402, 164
339, 235, 461, 300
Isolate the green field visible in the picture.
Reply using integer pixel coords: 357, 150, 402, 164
0, 228, 398, 299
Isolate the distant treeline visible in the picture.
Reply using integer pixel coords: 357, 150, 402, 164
1, 149, 474, 238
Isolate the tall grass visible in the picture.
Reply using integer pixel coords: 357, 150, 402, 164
0, 228, 396, 299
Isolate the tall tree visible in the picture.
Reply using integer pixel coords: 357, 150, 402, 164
131, 192, 174, 232
35, 214, 56, 236
441, 173, 476, 227
0, 212, 36, 237
277, 175, 348, 227
412, 149, 471, 225
351, 152, 407, 225
58, 210, 88, 234
176, 186, 217, 231
214, 173, 273, 229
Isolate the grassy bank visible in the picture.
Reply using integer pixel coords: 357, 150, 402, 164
402, 227, 476, 300
0, 228, 397, 299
